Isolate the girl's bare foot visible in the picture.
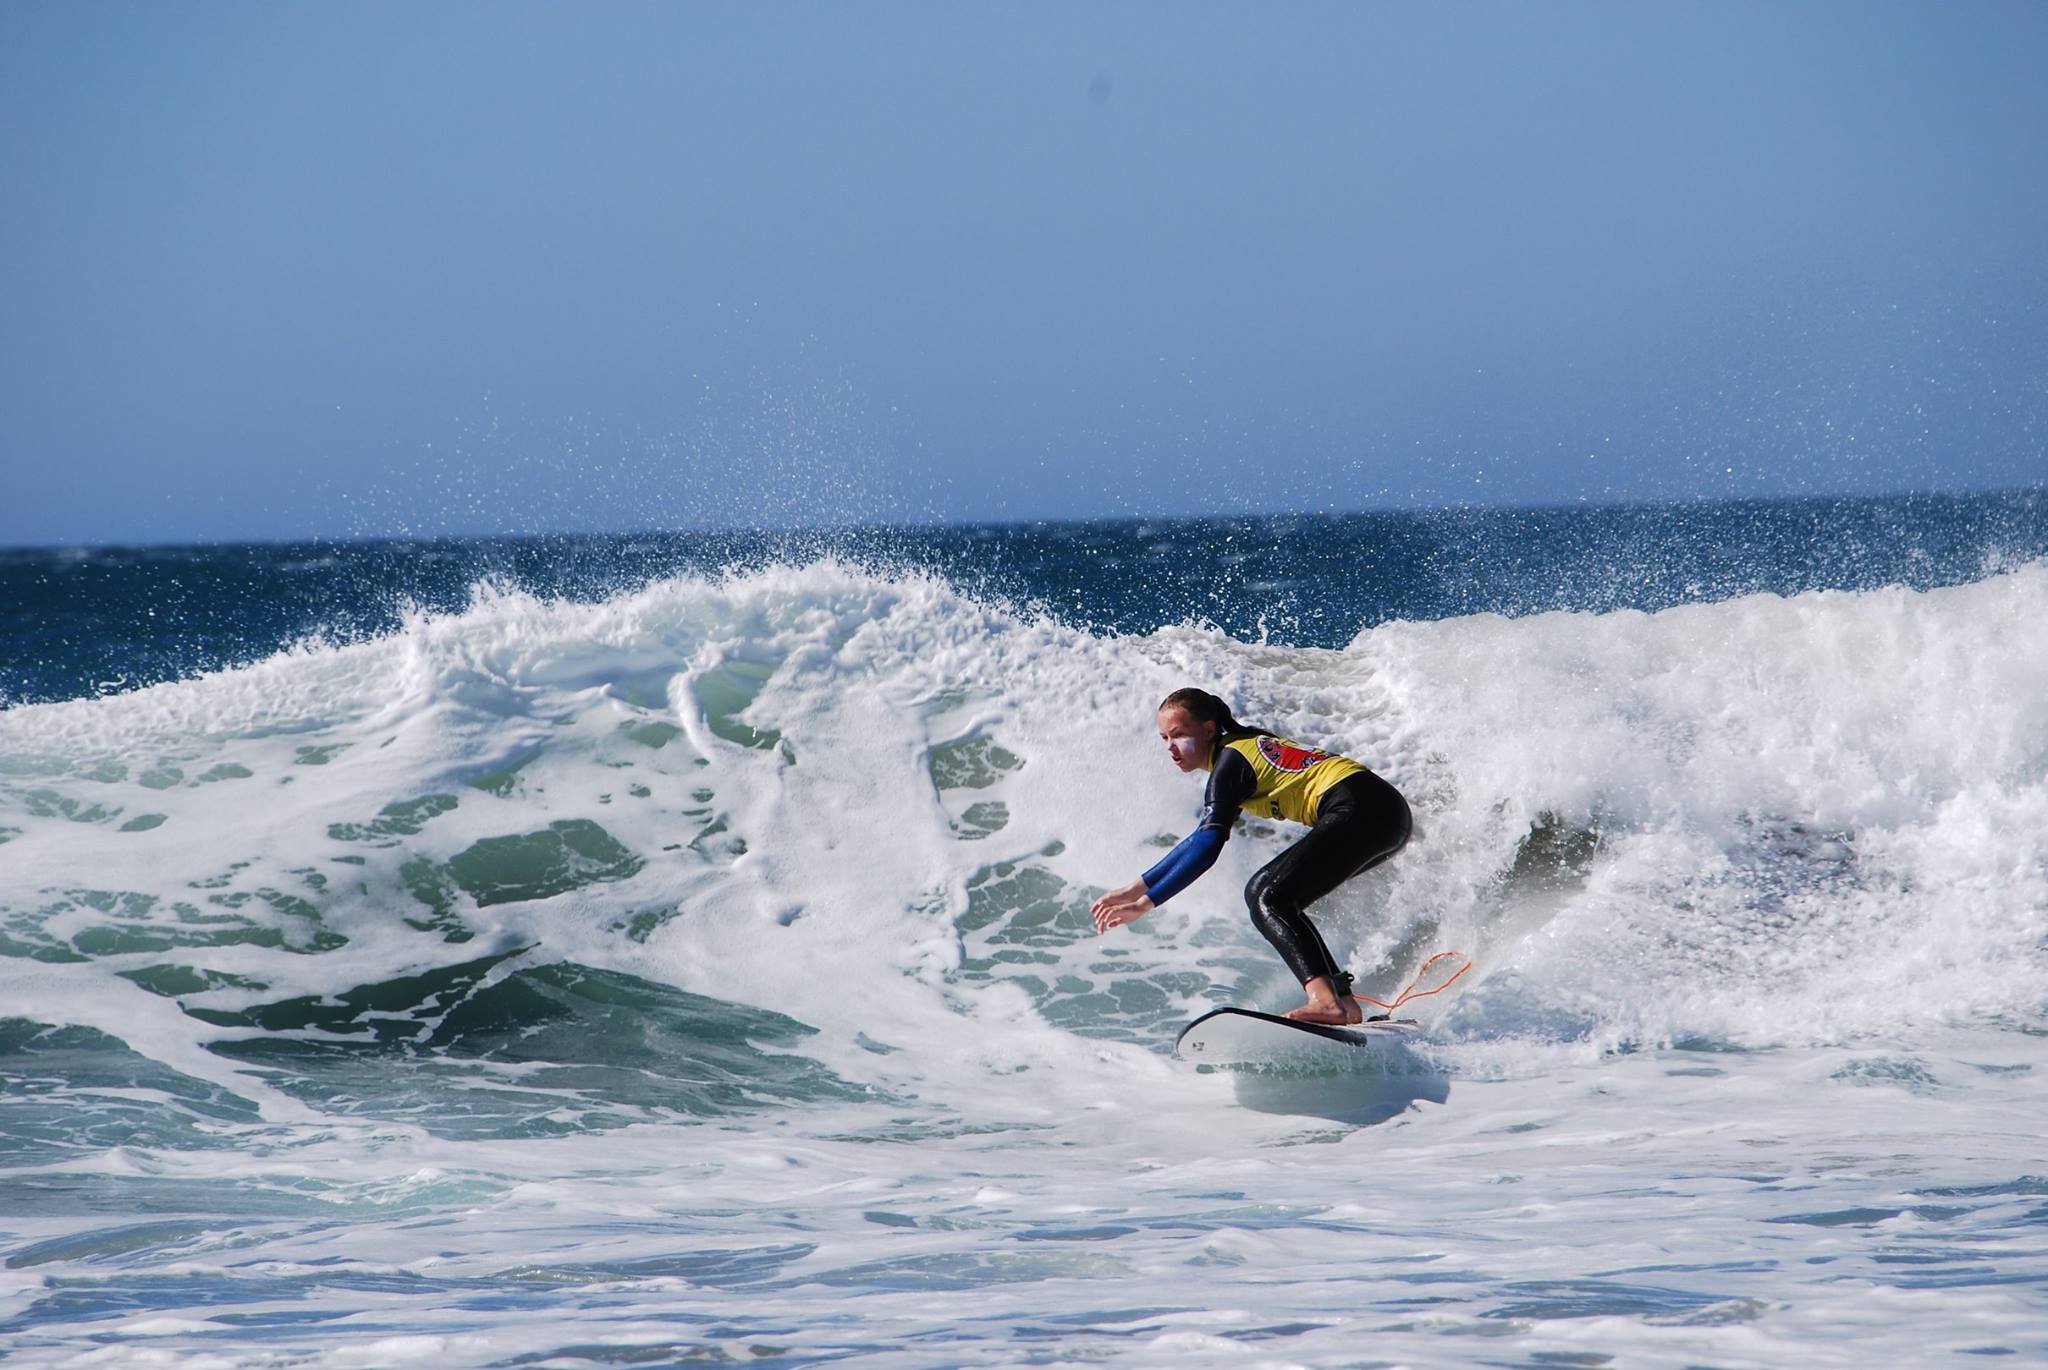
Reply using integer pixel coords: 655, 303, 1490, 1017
1283, 996, 1362, 1026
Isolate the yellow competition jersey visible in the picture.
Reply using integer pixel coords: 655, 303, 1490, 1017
1215, 734, 1366, 827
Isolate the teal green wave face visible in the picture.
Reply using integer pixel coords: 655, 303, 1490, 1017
197, 961, 870, 1140
0, 1019, 263, 1167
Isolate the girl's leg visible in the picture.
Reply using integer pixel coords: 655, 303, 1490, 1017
1244, 773, 1411, 1022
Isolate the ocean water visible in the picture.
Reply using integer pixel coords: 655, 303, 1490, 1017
2, 491, 2045, 1368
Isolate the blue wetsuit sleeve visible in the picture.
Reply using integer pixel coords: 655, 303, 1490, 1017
1141, 827, 1225, 905
1140, 748, 1257, 906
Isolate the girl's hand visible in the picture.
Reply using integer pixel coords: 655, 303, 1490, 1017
1090, 880, 1154, 934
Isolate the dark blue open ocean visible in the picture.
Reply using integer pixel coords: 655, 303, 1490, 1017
8, 490, 2043, 705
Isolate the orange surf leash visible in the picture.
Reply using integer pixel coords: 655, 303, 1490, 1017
1351, 949, 1473, 1012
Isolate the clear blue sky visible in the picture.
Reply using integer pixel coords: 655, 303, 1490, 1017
4, 1, 2044, 545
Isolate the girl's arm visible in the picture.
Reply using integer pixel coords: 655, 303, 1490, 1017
1138, 826, 1227, 904
1089, 824, 1224, 933
1092, 746, 1256, 933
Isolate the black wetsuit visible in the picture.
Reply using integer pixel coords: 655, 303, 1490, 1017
1243, 769, 1411, 992
1142, 739, 1411, 990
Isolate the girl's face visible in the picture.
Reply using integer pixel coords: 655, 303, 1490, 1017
1157, 706, 1216, 773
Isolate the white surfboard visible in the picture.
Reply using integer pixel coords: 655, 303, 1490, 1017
1174, 1007, 1418, 1066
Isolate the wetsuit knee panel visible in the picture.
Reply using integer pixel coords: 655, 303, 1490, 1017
1244, 866, 1292, 919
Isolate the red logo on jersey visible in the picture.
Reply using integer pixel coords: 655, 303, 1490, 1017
1257, 737, 1329, 772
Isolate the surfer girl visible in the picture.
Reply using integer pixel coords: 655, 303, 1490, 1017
1090, 688, 1411, 1025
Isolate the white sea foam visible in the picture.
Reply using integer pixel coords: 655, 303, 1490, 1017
2, 558, 2045, 1366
